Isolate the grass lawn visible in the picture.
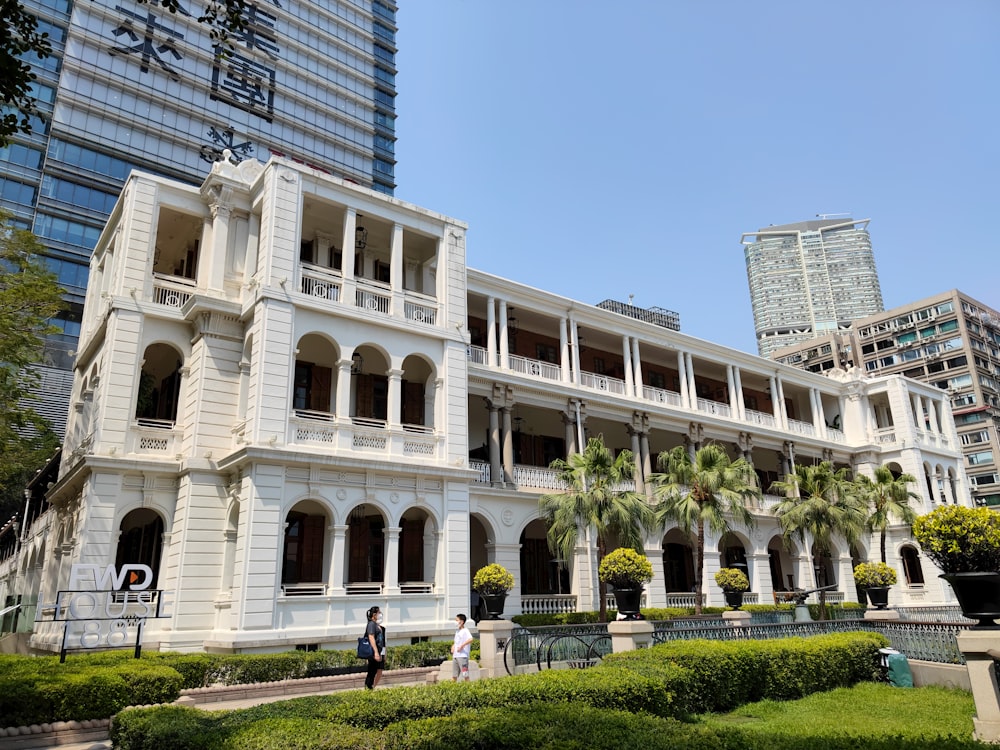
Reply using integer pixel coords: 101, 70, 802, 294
702, 683, 976, 743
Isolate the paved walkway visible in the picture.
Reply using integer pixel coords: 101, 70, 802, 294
8, 666, 446, 750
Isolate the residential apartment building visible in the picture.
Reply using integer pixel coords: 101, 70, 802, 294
741, 218, 884, 358
0, 159, 971, 654
3, 0, 397, 433
773, 290, 1000, 509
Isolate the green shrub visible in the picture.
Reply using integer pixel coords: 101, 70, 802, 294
854, 562, 898, 587
598, 548, 654, 589
715, 568, 750, 592
912, 505, 1000, 574
472, 564, 515, 595
602, 632, 888, 715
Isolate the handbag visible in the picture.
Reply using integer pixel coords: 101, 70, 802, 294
357, 635, 374, 659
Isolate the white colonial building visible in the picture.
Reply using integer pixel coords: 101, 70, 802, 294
0, 157, 973, 653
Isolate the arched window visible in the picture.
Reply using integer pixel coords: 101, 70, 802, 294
282, 509, 326, 589
901, 546, 925, 586
115, 509, 164, 586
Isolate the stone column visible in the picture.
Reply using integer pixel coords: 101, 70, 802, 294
386, 368, 403, 428
677, 350, 690, 408
341, 209, 357, 304
733, 366, 746, 420
559, 317, 570, 382
486, 297, 497, 366
608, 619, 655, 652
498, 301, 510, 369
383, 526, 401, 594
487, 398, 502, 487
631, 338, 644, 399
628, 423, 643, 493
956, 630, 1000, 743
622, 335, 634, 396
569, 317, 581, 385
685, 353, 697, 408
501, 407, 514, 485
389, 223, 403, 304
562, 409, 577, 457
329, 525, 348, 594
476, 619, 515, 678
336, 360, 352, 421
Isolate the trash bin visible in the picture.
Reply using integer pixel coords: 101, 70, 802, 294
879, 647, 913, 687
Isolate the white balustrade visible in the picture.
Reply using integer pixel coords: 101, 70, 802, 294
403, 293, 437, 325
520, 595, 577, 615
580, 371, 626, 394
663, 593, 706, 608
875, 428, 897, 444
291, 411, 338, 445
745, 409, 776, 428
151, 273, 195, 308
826, 427, 846, 442
512, 464, 564, 490
130, 420, 180, 455
642, 385, 683, 407
300, 264, 342, 301
356, 283, 390, 314
508, 354, 561, 381
470, 460, 491, 484
788, 419, 816, 436
467, 345, 489, 366
696, 398, 732, 418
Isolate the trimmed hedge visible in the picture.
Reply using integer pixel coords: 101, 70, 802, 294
602, 631, 887, 715
110, 632, 889, 749
511, 603, 864, 627
0, 640, 455, 728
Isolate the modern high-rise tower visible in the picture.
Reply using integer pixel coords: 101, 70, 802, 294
2, 0, 397, 433
741, 218, 884, 359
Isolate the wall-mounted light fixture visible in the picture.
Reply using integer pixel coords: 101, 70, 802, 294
351, 351, 364, 374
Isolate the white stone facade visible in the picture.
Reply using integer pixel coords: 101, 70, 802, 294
0, 159, 973, 653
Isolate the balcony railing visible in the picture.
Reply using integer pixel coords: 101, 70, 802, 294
788, 418, 815, 436
642, 385, 683, 407
826, 427, 846, 442
130, 420, 180, 455
521, 595, 577, 615
467, 345, 491, 366
580, 371, 626, 395
874, 428, 897, 444
696, 397, 731, 418
152, 273, 195, 308
403, 293, 437, 325
745, 409, 776, 428
513, 464, 564, 490
509, 353, 561, 380
300, 264, 342, 301
470, 459, 490, 484
356, 282, 390, 314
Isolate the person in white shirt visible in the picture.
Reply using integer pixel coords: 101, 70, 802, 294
451, 613, 473, 681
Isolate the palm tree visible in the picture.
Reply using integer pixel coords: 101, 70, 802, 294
856, 465, 918, 563
649, 443, 758, 615
539, 436, 654, 623
770, 461, 867, 590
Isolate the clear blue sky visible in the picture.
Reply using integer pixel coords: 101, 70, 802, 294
394, 2, 999, 355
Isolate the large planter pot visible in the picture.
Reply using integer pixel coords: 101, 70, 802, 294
612, 587, 643, 619
864, 586, 890, 610
723, 591, 745, 610
481, 593, 507, 620
943, 572, 1000, 627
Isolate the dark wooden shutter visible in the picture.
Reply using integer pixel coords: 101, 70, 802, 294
398, 518, 424, 581
301, 515, 325, 582
355, 375, 374, 418
310, 366, 332, 412
348, 518, 370, 582
401, 380, 424, 425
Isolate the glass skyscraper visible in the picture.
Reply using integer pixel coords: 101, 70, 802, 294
741, 218, 884, 359
2, 0, 397, 434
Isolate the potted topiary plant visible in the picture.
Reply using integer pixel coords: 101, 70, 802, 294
598, 548, 653, 620
912, 505, 1000, 627
853, 562, 897, 610
472, 563, 515, 620
714, 567, 750, 610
